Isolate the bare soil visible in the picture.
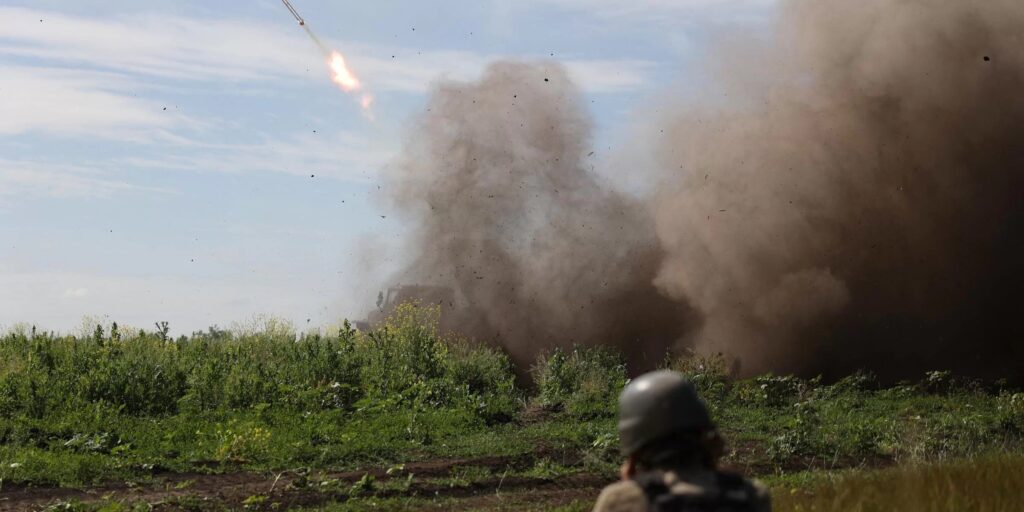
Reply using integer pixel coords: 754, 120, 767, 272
0, 453, 614, 511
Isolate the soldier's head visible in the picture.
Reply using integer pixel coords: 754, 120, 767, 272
617, 370, 722, 471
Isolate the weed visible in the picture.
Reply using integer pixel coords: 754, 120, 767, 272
443, 465, 491, 487
523, 457, 573, 480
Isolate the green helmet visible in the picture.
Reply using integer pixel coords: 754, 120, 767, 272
618, 370, 713, 456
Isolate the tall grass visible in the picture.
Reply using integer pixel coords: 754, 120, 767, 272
776, 454, 1024, 512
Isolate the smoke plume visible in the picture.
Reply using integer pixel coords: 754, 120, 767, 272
382, 0, 1024, 380
384, 61, 688, 367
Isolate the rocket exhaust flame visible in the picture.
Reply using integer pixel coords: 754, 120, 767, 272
284, 0, 374, 118
328, 51, 361, 92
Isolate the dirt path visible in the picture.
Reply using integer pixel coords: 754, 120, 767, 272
0, 454, 614, 511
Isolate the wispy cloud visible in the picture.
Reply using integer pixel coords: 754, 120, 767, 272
62, 287, 89, 298
0, 65, 185, 139
0, 7, 655, 94
521, 0, 774, 22
0, 4, 657, 200
0, 7, 314, 81
117, 129, 394, 182
0, 158, 174, 198
350, 49, 655, 93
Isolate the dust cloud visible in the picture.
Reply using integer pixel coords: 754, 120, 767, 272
380, 0, 1024, 380
383, 61, 688, 368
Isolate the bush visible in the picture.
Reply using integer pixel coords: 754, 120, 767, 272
443, 341, 521, 422
533, 346, 626, 418
768, 401, 822, 463
823, 369, 878, 397
663, 350, 732, 402
733, 374, 814, 407
0, 307, 519, 423
357, 302, 448, 405
996, 392, 1024, 434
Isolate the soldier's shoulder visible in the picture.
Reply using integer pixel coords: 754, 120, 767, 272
592, 480, 647, 512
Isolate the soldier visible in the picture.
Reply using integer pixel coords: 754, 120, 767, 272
593, 370, 770, 512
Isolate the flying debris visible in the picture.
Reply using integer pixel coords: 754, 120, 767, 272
281, 0, 305, 25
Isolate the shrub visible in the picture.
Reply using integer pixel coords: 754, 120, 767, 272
768, 401, 822, 463
996, 392, 1024, 434
664, 350, 732, 402
0, 307, 521, 421
443, 341, 520, 422
825, 369, 878, 396
357, 302, 448, 405
533, 346, 626, 418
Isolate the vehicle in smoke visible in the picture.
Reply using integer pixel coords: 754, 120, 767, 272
354, 284, 456, 331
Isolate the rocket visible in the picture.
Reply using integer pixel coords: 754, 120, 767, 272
279, 0, 374, 119
281, 0, 305, 26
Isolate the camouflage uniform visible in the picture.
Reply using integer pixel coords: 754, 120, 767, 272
593, 468, 770, 512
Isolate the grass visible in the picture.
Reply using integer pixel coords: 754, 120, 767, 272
1, 307, 1023, 509
774, 454, 1024, 512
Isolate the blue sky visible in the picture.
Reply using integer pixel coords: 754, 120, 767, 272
0, 0, 770, 334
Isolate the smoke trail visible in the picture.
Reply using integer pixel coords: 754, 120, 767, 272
302, 25, 330, 57
380, 0, 1024, 380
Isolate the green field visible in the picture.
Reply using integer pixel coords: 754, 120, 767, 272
2, 305, 1022, 510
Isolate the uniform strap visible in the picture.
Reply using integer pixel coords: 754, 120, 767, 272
634, 470, 672, 504
633, 470, 757, 511
713, 471, 756, 506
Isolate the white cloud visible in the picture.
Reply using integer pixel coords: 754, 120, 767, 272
116, 129, 395, 182
351, 49, 654, 94
0, 7, 654, 95
522, 0, 774, 21
62, 287, 89, 298
0, 5, 655, 197
0, 158, 174, 198
0, 66, 184, 139
563, 60, 655, 92
0, 7, 314, 81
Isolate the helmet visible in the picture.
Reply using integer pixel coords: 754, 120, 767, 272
618, 370, 713, 456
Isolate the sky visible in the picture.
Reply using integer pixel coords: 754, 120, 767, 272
0, 0, 772, 335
